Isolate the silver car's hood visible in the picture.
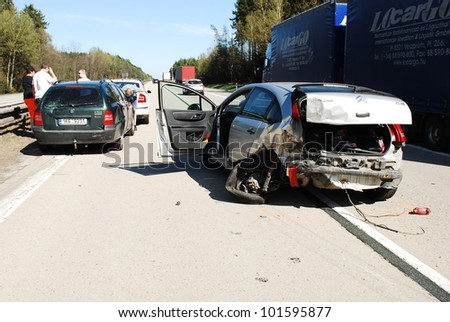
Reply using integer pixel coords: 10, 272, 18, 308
305, 92, 412, 125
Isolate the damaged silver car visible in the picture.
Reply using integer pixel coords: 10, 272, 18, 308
156, 82, 412, 204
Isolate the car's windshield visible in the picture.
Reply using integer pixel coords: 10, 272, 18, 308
42, 87, 102, 108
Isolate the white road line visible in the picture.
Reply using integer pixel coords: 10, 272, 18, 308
313, 188, 450, 295
0, 155, 70, 223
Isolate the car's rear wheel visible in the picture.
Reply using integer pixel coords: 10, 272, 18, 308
364, 187, 397, 201
141, 115, 149, 124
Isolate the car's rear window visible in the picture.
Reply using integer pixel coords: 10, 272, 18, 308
300, 85, 355, 93
188, 80, 202, 85
114, 81, 141, 89
42, 87, 102, 108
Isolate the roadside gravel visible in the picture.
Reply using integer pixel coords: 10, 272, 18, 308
0, 125, 39, 184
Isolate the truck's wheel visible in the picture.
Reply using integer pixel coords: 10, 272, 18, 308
423, 117, 447, 151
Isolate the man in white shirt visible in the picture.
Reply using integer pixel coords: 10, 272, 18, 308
33, 63, 57, 104
78, 69, 90, 81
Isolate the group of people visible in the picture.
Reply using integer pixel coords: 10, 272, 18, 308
22, 66, 137, 130
22, 66, 91, 124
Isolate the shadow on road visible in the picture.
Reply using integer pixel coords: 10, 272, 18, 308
403, 144, 450, 167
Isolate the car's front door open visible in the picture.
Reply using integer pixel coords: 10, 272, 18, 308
156, 82, 216, 156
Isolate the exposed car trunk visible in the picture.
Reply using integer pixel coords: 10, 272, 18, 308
304, 123, 391, 156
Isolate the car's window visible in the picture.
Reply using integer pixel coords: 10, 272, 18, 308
241, 88, 275, 119
104, 84, 121, 105
114, 81, 142, 89
222, 94, 248, 114
161, 84, 214, 111
265, 102, 282, 123
42, 87, 102, 108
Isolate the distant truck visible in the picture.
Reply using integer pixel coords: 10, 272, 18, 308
263, 0, 450, 150
162, 72, 171, 81
175, 66, 196, 84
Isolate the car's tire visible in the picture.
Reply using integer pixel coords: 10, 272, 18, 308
142, 115, 149, 124
225, 162, 266, 204
423, 117, 448, 151
364, 187, 397, 201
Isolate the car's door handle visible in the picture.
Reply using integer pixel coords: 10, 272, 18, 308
191, 114, 202, 119
247, 127, 256, 134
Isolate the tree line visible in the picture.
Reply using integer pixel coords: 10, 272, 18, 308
173, 0, 326, 84
0, 0, 148, 94
1, 0, 325, 93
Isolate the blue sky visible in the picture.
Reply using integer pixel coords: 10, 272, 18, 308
13, 0, 237, 78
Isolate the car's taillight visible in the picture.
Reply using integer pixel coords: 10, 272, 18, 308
389, 124, 406, 148
292, 100, 301, 119
34, 110, 43, 126
138, 93, 146, 103
104, 110, 114, 126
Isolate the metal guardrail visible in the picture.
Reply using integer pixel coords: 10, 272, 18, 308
0, 101, 29, 133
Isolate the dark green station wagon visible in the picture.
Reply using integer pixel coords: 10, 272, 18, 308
32, 80, 135, 151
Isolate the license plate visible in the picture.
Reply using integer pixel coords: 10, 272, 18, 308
58, 118, 87, 125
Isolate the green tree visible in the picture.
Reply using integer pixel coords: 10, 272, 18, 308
23, 4, 48, 29
0, 9, 39, 90
0, 0, 15, 12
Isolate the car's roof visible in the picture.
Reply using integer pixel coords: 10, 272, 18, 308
246, 82, 394, 97
112, 78, 143, 83
51, 80, 109, 88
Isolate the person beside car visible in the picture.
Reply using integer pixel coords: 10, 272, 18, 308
33, 64, 57, 105
124, 87, 137, 131
22, 66, 36, 125
78, 69, 90, 81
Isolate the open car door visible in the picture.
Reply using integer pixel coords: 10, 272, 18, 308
156, 82, 217, 157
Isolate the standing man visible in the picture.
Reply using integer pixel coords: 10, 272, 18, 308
33, 63, 57, 105
78, 69, 90, 81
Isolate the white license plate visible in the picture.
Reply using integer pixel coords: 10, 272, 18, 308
58, 118, 88, 125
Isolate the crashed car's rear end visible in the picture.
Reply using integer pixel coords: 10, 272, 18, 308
223, 83, 412, 203
285, 84, 412, 201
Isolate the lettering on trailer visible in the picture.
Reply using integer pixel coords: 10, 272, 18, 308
281, 31, 310, 50
370, 0, 450, 32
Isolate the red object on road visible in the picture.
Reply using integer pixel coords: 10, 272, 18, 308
410, 207, 431, 215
